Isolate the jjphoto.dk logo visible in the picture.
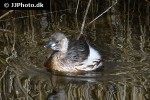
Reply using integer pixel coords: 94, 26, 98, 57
3, 2, 44, 8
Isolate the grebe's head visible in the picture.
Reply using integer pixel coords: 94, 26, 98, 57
44, 32, 69, 52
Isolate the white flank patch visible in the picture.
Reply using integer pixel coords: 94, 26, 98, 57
76, 45, 102, 71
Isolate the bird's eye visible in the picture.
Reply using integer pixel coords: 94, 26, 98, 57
55, 40, 59, 43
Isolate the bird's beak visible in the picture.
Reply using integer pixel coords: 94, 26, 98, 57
44, 41, 56, 48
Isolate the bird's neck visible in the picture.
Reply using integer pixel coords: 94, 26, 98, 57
60, 38, 69, 53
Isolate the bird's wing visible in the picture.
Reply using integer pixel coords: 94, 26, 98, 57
66, 37, 89, 63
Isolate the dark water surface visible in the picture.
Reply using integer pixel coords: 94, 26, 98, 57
0, 0, 150, 100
